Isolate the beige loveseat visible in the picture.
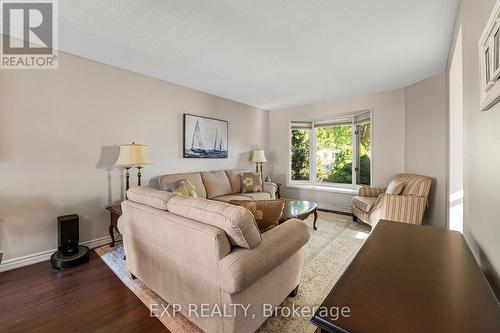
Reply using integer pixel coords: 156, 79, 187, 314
158, 169, 278, 202
118, 186, 310, 333
352, 173, 432, 226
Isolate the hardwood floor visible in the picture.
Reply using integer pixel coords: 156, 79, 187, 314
0, 250, 169, 333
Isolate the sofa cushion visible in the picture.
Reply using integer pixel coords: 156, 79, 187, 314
225, 169, 247, 194
386, 180, 404, 195
240, 172, 263, 193
167, 196, 262, 249
352, 196, 377, 213
127, 186, 175, 210
229, 199, 285, 233
201, 170, 232, 198
159, 172, 206, 198
238, 192, 271, 200
162, 180, 181, 192
213, 194, 252, 202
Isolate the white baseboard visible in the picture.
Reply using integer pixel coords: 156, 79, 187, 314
0, 235, 115, 273
317, 202, 351, 214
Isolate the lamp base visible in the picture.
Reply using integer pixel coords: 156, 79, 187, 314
137, 166, 143, 186
255, 162, 263, 174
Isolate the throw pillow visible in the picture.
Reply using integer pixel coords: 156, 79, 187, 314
240, 172, 263, 193
175, 179, 198, 198
386, 180, 404, 195
162, 179, 198, 197
229, 199, 285, 233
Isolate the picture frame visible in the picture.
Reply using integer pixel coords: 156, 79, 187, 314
183, 113, 228, 158
479, 1, 500, 111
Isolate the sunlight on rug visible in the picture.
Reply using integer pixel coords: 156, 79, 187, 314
95, 211, 370, 333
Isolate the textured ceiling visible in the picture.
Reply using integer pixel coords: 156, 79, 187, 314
56, 0, 458, 110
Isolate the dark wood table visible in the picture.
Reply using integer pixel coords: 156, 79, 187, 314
311, 220, 500, 333
279, 199, 318, 230
106, 204, 122, 247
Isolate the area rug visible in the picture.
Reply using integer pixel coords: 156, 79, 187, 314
95, 211, 370, 333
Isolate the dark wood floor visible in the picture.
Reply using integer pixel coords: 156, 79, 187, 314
0, 250, 169, 333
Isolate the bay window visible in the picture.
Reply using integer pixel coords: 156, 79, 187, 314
289, 111, 372, 187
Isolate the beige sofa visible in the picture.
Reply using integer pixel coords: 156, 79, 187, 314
118, 186, 310, 333
158, 169, 278, 202
352, 173, 432, 226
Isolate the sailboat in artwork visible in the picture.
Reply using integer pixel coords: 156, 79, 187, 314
217, 137, 224, 152
213, 130, 225, 153
191, 121, 206, 153
213, 129, 224, 152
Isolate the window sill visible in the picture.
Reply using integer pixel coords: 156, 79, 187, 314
286, 184, 359, 195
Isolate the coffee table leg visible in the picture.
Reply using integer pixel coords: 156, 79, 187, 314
313, 209, 318, 230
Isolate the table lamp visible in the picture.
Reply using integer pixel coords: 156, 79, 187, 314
115, 143, 152, 194
251, 150, 267, 173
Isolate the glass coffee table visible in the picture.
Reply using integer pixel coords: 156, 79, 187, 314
278, 199, 318, 230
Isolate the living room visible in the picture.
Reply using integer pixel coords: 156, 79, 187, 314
0, 1, 499, 332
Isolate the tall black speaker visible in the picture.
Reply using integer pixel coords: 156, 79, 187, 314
51, 214, 89, 269
58, 214, 79, 255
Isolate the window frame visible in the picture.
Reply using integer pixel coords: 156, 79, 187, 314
287, 110, 373, 190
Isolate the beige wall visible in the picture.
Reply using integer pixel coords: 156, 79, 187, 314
268, 89, 406, 212
0, 50, 268, 267
448, 0, 500, 296
404, 73, 447, 228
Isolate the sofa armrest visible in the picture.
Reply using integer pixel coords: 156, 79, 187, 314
373, 194, 428, 225
218, 219, 310, 294
358, 186, 386, 197
263, 182, 277, 199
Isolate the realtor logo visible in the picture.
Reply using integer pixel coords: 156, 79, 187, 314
1, 0, 58, 69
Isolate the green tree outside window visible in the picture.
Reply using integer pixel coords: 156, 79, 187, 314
291, 129, 310, 180
316, 125, 353, 184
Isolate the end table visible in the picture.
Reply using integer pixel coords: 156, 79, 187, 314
106, 204, 122, 247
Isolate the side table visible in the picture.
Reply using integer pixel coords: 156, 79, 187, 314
106, 204, 122, 247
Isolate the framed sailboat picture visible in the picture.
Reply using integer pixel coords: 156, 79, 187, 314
183, 114, 228, 158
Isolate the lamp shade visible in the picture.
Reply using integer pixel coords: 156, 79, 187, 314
251, 150, 267, 163
115, 143, 152, 166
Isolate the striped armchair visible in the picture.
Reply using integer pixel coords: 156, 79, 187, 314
352, 173, 432, 226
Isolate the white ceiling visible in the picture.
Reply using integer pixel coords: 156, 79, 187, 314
57, 0, 458, 110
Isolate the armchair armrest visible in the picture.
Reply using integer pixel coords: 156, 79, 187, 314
218, 219, 310, 294
263, 181, 278, 199
358, 186, 386, 197
374, 193, 428, 225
